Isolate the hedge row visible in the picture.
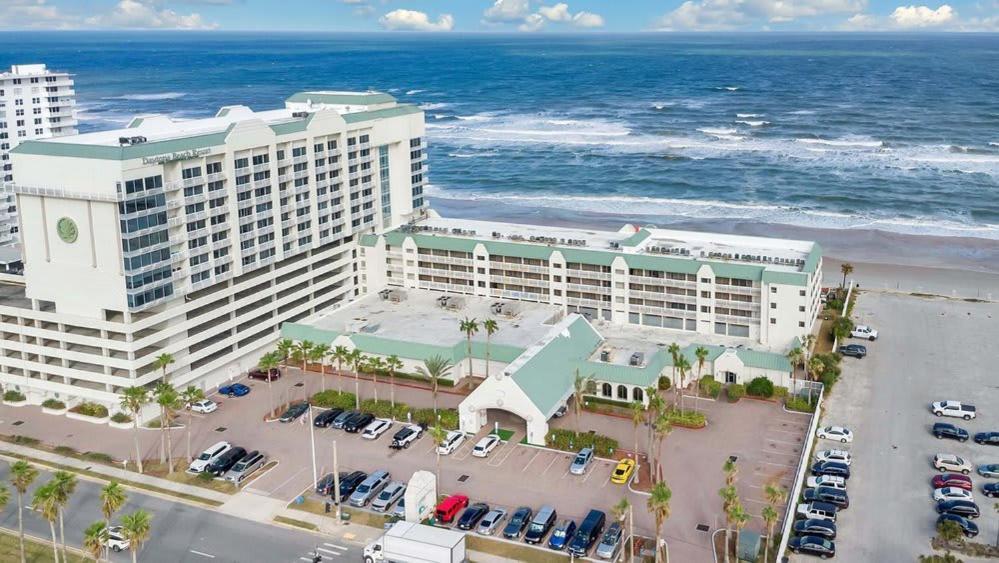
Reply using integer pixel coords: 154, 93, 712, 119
310, 390, 459, 430
745, 377, 775, 398
42, 399, 66, 410
663, 408, 706, 428
786, 396, 818, 413
699, 376, 722, 399
546, 428, 618, 457
3, 390, 25, 402
70, 402, 108, 418
726, 383, 745, 402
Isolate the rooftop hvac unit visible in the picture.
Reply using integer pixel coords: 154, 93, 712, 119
609, 242, 620, 249
492, 231, 502, 238
118, 136, 148, 146
292, 111, 309, 118
600, 350, 610, 362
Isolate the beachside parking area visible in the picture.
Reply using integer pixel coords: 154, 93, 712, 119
804, 292, 999, 562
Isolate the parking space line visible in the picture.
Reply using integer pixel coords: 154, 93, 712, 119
767, 436, 803, 445
761, 449, 801, 457
540, 453, 559, 475
268, 466, 309, 497
488, 442, 518, 467
521, 450, 541, 473
759, 460, 797, 469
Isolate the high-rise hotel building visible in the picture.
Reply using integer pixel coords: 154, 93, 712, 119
0, 64, 78, 245
1, 91, 426, 407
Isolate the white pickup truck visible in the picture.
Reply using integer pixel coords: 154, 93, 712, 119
850, 325, 878, 340
932, 401, 977, 420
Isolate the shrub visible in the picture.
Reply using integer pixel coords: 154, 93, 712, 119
360, 399, 410, 421
745, 377, 775, 398
84, 451, 115, 464
773, 386, 789, 399
10, 435, 40, 446
411, 408, 459, 430
657, 376, 671, 391
310, 390, 357, 410
726, 384, 745, 402
392, 371, 455, 388
54, 445, 78, 456
70, 402, 109, 418
111, 412, 133, 424
786, 396, 817, 413
42, 399, 67, 410
545, 428, 618, 457
663, 408, 706, 428
699, 376, 722, 399
3, 390, 26, 402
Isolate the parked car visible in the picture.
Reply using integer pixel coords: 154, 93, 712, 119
361, 418, 392, 440
224, 450, 265, 485
392, 497, 406, 518
837, 344, 867, 358
477, 508, 508, 536
797, 501, 838, 523
218, 383, 250, 397
548, 519, 577, 551
815, 449, 852, 466
792, 519, 837, 540
248, 367, 281, 381
610, 458, 636, 484
371, 481, 406, 513
983, 483, 999, 498
811, 461, 851, 480
457, 503, 490, 531
524, 505, 557, 544
816, 426, 853, 443
104, 525, 130, 553
936, 499, 980, 519
189, 399, 218, 414
933, 487, 974, 503
803, 487, 849, 509
503, 506, 532, 539
570, 447, 594, 475
437, 430, 466, 455
974, 432, 999, 446
349, 470, 390, 507
978, 464, 999, 478
553, 404, 568, 418
344, 413, 375, 433
934, 454, 973, 475
932, 473, 973, 491
595, 522, 623, 560
188, 441, 231, 473
806, 475, 846, 491
315, 472, 339, 495
331, 410, 357, 429
937, 513, 979, 538
208, 446, 246, 476
389, 424, 424, 449
851, 325, 878, 340
932, 401, 976, 420
567, 509, 606, 557
435, 495, 469, 524
788, 535, 836, 559
279, 402, 309, 423
472, 435, 501, 458
933, 423, 969, 442
314, 408, 344, 428
335, 471, 368, 503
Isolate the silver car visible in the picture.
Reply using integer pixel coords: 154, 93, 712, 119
595, 522, 623, 560
349, 470, 390, 507
477, 508, 508, 536
570, 447, 594, 475
392, 497, 406, 518
371, 481, 406, 512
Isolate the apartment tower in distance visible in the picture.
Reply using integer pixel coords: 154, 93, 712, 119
0, 64, 78, 246
2, 91, 426, 409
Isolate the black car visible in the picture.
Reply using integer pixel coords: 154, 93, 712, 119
974, 431, 999, 446
938, 513, 979, 538
344, 413, 375, 433
279, 402, 309, 423
837, 344, 867, 358
811, 461, 851, 480
315, 472, 345, 495
933, 423, 969, 442
208, 447, 246, 476
314, 408, 344, 428
937, 499, 980, 519
788, 535, 836, 559
984, 483, 999, 498
335, 471, 367, 503
803, 487, 849, 509
457, 503, 490, 530
503, 506, 532, 539
793, 519, 837, 540
331, 410, 358, 429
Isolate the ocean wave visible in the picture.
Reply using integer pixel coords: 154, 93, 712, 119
102, 92, 187, 101
796, 137, 884, 148
714, 86, 741, 91
419, 102, 450, 110
652, 102, 674, 110
736, 113, 762, 118
698, 127, 737, 136
405, 89, 425, 95
788, 110, 816, 115
736, 120, 769, 127
447, 152, 496, 158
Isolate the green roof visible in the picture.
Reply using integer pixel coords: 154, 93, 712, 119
280, 323, 341, 344
736, 348, 792, 372
802, 243, 822, 274
359, 234, 380, 247
343, 105, 422, 124
619, 229, 651, 247
11, 129, 232, 161
286, 92, 397, 105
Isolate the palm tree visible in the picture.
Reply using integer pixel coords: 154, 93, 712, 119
32, 483, 61, 563
120, 510, 152, 563
367, 356, 385, 403
120, 386, 149, 474
429, 424, 448, 499
675, 355, 691, 413
258, 352, 281, 415
51, 471, 77, 562
630, 401, 644, 481
646, 390, 665, 475
652, 413, 672, 482
571, 370, 595, 432
667, 342, 681, 407
764, 482, 787, 508
761, 505, 778, 563
832, 317, 854, 342
786, 347, 804, 386
180, 386, 204, 463
153, 382, 180, 472
275, 338, 295, 370
153, 352, 174, 383
385, 355, 403, 409
310, 344, 331, 392
100, 481, 127, 563
723, 457, 739, 487
10, 460, 38, 563
482, 319, 499, 379
612, 497, 633, 563
348, 349, 364, 408
808, 356, 825, 385
718, 486, 738, 563
332, 345, 349, 394
648, 481, 672, 563
295, 340, 315, 372
731, 503, 751, 558
458, 317, 479, 380
694, 346, 709, 408
840, 262, 854, 289
83, 521, 107, 563
417, 355, 453, 413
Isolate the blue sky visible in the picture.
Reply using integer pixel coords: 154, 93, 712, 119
0, 0, 996, 32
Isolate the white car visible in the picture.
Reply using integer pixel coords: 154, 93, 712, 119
471, 435, 501, 458
796, 502, 836, 522
187, 441, 230, 473
815, 449, 852, 466
806, 475, 846, 491
189, 399, 218, 414
437, 430, 465, 455
105, 525, 130, 552
931, 401, 977, 420
851, 325, 878, 340
362, 418, 392, 440
934, 454, 973, 475
816, 426, 854, 443
933, 487, 974, 502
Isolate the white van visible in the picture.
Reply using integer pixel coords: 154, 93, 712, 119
188, 441, 231, 473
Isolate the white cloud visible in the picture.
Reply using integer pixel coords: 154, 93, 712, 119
539, 3, 572, 22
84, 0, 217, 29
889, 3, 955, 26
841, 12, 879, 28
483, 0, 530, 22
572, 11, 605, 27
655, 0, 747, 30
497, 2, 605, 31
0, 0, 76, 28
379, 9, 454, 31
518, 13, 545, 31
655, 0, 866, 30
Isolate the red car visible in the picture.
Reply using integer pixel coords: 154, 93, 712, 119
248, 368, 281, 381
933, 473, 973, 491
435, 494, 469, 524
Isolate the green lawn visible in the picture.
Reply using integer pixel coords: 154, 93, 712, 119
495, 428, 515, 441
0, 529, 86, 563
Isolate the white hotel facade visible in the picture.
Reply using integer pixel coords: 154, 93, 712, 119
0, 91, 427, 408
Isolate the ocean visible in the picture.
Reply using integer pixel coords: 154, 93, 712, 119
2, 32, 998, 245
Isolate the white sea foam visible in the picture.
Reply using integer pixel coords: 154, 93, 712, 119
715, 86, 741, 91
405, 89, 425, 95
796, 137, 883, 148
788, 110, 816, 115
102, 92, 187, 101
736, 113, 762, 118
419, 102, 450, 110
652, 102, 675, 110
447, 152, 496, 158
736, 120, 769, 127
990, 142, 999, 147
698, 127, 738, 136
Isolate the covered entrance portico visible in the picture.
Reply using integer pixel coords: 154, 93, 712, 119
459, 379, 549, 445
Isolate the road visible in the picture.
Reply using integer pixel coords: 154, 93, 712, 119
0, 460, 356, 563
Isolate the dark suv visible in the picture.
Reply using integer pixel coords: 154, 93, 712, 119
837, 344, 867, 358
933, 423, 969, 442
248, 368, 281, 381
344, 412, 374, 433
937, 499, 980, 519
502, 506, 532, 539
335, 471, 367, 503
804, 486, 849, 509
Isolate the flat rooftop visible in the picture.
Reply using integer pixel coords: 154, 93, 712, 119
404, 216, 818, 274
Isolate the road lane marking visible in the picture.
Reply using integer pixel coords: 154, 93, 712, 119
189, 550, 216, 558
324, 543, 348, 550
317, 547, 339, 554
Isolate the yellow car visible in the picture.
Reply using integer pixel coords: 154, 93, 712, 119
610, 458, 636, 484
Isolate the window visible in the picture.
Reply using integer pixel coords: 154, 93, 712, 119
616, 385, 628, 400
602, 383, 612, 397
770, 318, 776, 324
701, 306, 710, 313
800, 289, 807, 297
770, 303, 777, 309
771, 286, 777, 293
799, 321, 806, 327
632, 387, 644, 402
799, 305, 806, 312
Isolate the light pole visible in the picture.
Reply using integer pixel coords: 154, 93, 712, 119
309, 406, 317, 489
332, 440, 342, 523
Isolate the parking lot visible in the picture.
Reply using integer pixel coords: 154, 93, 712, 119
806, 291, 999, 562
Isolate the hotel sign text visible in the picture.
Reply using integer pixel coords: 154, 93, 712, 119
141, 148, 211, 165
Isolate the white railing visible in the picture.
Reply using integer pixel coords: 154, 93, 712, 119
774, 384, 824, 562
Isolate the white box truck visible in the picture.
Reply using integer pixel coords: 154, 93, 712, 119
363, 521, 466, 563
